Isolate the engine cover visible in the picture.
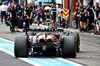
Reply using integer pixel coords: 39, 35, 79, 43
37, 33, 57, 42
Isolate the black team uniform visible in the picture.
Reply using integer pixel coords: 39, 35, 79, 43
51, 5, 56, 22
86, 6, 94, 30
8, 7, 17, 28
25, 7, 32, 29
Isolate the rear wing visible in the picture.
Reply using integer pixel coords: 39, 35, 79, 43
26, 29, 64, 32
25, 28, 64, 39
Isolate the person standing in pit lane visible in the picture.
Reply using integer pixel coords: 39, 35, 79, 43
16, 3, 22, 17
61, 9, 69, 29
35, 1, 45, 28
51, 2, 56, 28
31, 2, 36, 23
94, 3, 100, 35
0, 2, 8, 23
74, 2, 79, 28
58, 4, 63, 27
75, 6, 81, 25
7, 3, 11, 18
79, 3, 87, 32
8, 3, 19, 32
25, 3, 32, 29
86, 2, 94, 30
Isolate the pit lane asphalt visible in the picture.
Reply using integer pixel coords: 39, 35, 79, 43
0, 22, 100, 66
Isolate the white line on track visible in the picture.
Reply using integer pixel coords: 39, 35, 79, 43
58, 58, 84, 66
0, 48, 41, 66
0, 38, 41, 66
0, 37, 84, 66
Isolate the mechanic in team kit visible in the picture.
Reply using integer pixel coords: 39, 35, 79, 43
31, 2, 37, 23
25, 3, 32, 29
86, 2, 94, 30
7, 3, 11, 20
94, 3, 100, 34
74, 2, 79, 28
75, 6, 82, 29
51, 2, 56, 28
36, 2, 45, 28
78, 3, 87, 32
16, 3, 22, 17
8, 3, 19, 32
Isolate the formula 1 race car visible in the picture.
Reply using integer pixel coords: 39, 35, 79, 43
14, 28, 80, 58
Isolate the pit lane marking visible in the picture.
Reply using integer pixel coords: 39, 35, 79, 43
78, 32, 92, 35
0, 37, 84, 66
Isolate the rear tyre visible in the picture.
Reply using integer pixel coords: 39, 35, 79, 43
70, 33, 80, 52
62, 36, 76, 58
14, 36, 28, 57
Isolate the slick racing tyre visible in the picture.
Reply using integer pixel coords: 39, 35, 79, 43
14, 36, 29, 57
62, 36, 76, 58
69, 33, 80, 52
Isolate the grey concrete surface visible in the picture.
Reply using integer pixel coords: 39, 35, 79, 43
0, 51, 33, 66
0, 22, 100, 66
